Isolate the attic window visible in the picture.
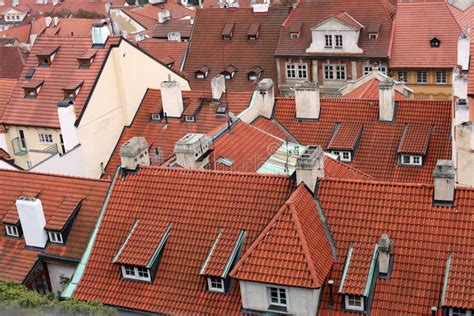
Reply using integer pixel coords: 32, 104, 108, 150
289, 21, 302, 39
25, 68, 35, 79
247, 23, 260, 40
369, 33, 378, 40
48, 231, 63, 244
400, 154, 422, 166
121, 265, 151, 282
431, 37, 441, 48
77, 49, 97, 69
150, 111, 163, 122
216, 101, 227, 115
367, 21, 381, 40
5, 224, 20, 237
195, 65, 210, 79
23, 80, 44, 98
222, 23, 235, 40
185, 115, 195, 122
36, 46, 59, 67
268, 287, 288, 312
248, 66, 263, 82
222, 65, 237, 79
345, 295, 364, 312
331, 150, 352, 162
216, 157, 233, 167
62, 81, 83, 100
449, 308, 471, 316
207, 276, 225, 293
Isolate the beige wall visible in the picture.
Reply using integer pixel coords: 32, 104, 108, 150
389, 69, 452, 100
454, 124, 474, 186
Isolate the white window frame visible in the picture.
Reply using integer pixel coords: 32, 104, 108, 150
5, 224, 19, 237
331, 150, 352, 162
379, 66, 387, 74
268, 286, 288, 308
436, 71, 447, 84
335, 64, 346, 80
400, 154, 422, 166
290, 32, 299, 39
185, 115, 195, 122
398, 71, 408, 83
417, 71, 427, 84
324, 64, 334, 80
368, 33, 378, 40
38, 133, 54, 144
121, 265, 151, 282
449, 308, 472, 316
364, 66, 372, 76
286, 64, 296, 79
48, 231, 63, 244
325, 34, 333, 48
207, 276, 225, 293
345, 295, 364, 311
335, 34, 343, 48
286, 63, 307, 80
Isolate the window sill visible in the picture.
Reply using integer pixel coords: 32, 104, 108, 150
268, 305, 288, 313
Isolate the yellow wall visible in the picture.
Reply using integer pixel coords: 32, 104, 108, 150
389, 70, 452, 100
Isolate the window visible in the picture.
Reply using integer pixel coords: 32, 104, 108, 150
121, 265, 151, 282
325, 34, 333, 48
286, 64, 307, 80
369, 33, 378, 39
449, 308, 473, 316
417, 71, 427, 84
298, 64, 307, 79
150, 113, 162, 121
207, 276, 225, 293
196, 73, 206, 79
324, 64, 334, 80
290, 32, 299, 39
364, 66, 372, 76
286, 64, 296, 78
268, 287, 287, 310
379, 66, 387, 74
48, 231, 63, 244
400, 154, 423, 166
185, 115, 195, 122
398, 71, 408, 83
335, 35, 343, 48
38, 133, 53, 144
332, 151, 352, 162
335, 65, 346, 80
436, 71, 447, 84
5, 225, 19, 237
345, 295, 364, 311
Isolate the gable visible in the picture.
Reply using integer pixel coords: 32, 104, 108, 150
312, 17, 359, 32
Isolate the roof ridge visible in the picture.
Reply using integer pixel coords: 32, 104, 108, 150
0, 168, 111, 184
319, 176, 436, 189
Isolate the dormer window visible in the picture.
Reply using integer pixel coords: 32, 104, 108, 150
207, 276, 225, 293
289, 21, 302, 39
369, 33, 377, 40
431, 37, 441, 48
398, 124, 431, 167
247, 23, 260, 40
325, 34, 333, 48
335, 35, 343, 48
248, 66, 263, 82
121, 265, 151, 282
331, 150, 352, 162
77, 49, 97, 69
5, 224, 20, 237
367, 21, 381, 40
36, 46, 59, 67
345, 294, 364, 311
222, 65, 237, 79
185, 115, 195, 122
23, 80, 44, 99
62, 81, 83, 100
150, 111, 163, 122
400, 154, 422, 166
449, 308, 472, 316
222, 23, 235, 40
195, 65, 210, 79
48, 231, 63, 244
268, 286, 288, 312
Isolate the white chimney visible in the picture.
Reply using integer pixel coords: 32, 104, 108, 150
378, 234, 392, 276
458, 35, 470, 71
57, 101, 79, 152
53, 16, 59, 27
119, 136, 150, 171
295, 82, 320, 120
453, 68, 468, 100
16, 197, 48, 248
455, 98, 469, 126
295, 145, 324, 193
211, 75, 226, 101
158, 9, 171, 24
379, 78, 395, 122
239, 78, 275, 123
91, 22, 110, 46
433, 160, 455, 205
174, 133, 211, 169
161, 80, 184, 118
45, 16, 52, 28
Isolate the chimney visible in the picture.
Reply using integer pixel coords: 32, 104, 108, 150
238, 78, 275, 123
45, 16, 52, 28
174, 133, 211, 169
453, 67, 468, 100
433, 160, 455, 205
211, 74, 226, 101
378, 78, 395, 122
295, 81, 320, 120
57, 100, 79, 152
91, 22, 110, 47
161, 80, 184, 118
119, 136, 150, 171
457, 35, 470, 71
295, 145, 324, 193
16, 196, 48, 248
158, 9, 171, 24
53, 16, 59, 27
377, 234, 392, 277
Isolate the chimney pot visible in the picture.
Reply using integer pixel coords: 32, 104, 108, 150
160, 80, 184, 118
16, 197, 48, 248
433, 160, 455, 205
119, 136, 150, 171
296, 145, 324, 193
295, 81, 320, 120
174, 133, 212, 169
211, 75, 226, 101
378, 78, 395, 121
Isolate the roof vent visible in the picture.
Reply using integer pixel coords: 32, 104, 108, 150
433, 160, 455, 205
174, 133, 212, 169
430, 37, 441, 48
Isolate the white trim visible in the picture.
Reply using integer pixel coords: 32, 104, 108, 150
345, 294, 364, 311
400, 154, 422, 166
268, 286, 288, 308
121, 265, 151, 282
5, 224, 19, 237
207, 276, 225, 293
48, 231, 64, 244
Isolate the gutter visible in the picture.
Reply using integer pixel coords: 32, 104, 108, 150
62, 167, 121, 298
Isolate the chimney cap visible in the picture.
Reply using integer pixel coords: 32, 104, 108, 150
257, 78, 274, 92
57, 98, 74, 108
433, 160, 455, 179
379, 77, 394, 88
160, 80, 179, 89
174, 133, 211, 153
378, 234, 392, 253
296, 145, 323, 170
119, 137, 149, 158
295, 81, 318, 91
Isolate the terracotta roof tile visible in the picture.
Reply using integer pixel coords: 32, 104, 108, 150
44, 196, 83, 231
73, 166, 294, 314
273, 98, 451, 183
468, 40, 474, 95
153, 19, 193, 39
339, 243, 375, 295
445, 253, 474, 309
231, 184, 334, 288
1, 36, 121, 128
43, 18, 97, 37
201, 228, 243, 277
138, 38, 188, 71
390, 2, 461, 69
341, 78, 408, 100
0, 46, 27, 79
397, 123, 432, 155
327, 122, 363, 151
331, 11, 364, 30
0, 23, 31, 44
0, 78, 16, 120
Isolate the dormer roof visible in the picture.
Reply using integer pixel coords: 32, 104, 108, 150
397, 124, 433, 156
328, 122, 363, 151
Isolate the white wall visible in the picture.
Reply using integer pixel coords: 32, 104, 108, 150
306, 19, 363, 54
0, 159, 19, 170
46, 261, 77, 294
31, 145, 87, 177
239, 280, 321, 316
455, 124, 474, 186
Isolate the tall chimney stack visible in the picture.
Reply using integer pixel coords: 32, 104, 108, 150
174, 133, 212, 169
295, 145, 325, 193
16, 196, 48, 248
119, 136, 150, 171
161, 80, 184, 118
378, 234, 393, 277
295, 82, 320, 120
433, 160, 455, 205
211, 75, 226, 101
379, 78, 395, 122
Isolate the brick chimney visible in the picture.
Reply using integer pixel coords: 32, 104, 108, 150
119, 136, 150, 171
16, 196, 48, 248
378, 234, 392, 277
174, 133, 212, 169
296, 145, 324, 193
433, 160, 455, 205
211, 74, 226, 101
378, 78, 395, 122
161, 80, 184, 118
295, 81, 320, 120
57, 100, 79, 152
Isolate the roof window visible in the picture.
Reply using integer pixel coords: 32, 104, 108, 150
77, 49, 97, 69
268, 286, 288, 312
289, 21, 302, 39
62, 80, 83, 100
25, 68, 35, 79
345, 295, 365, 312
36, 45, 59, 67
222, 65, 238, 79
44, 197, 83, 245
367, 21, 381, 40
222, 23, 235, 40
195, 65, 210, 79
23, 80, 44, 98
247, 23, 260, 40
247, 66, 263, 82
431, 37, 441, 48
4, 224, 21, 238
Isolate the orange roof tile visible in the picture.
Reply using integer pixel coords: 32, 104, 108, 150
1, 36, 121, 128
327, 122, 363, 151
43, 18, 97, 37
0, 46, 27, 79
138, 38, 188, 71
0, 78, 17, 120
390, 2, 461, 69
73, 166, 294, 314
231, 184, 334, 289
273, 97, 451, 183
468, 40, 474, 95
341, 78, 408, 100
444, 253, 474, 309
397, 123, 432, 155
331, 11, 364, 30
0, 23, 31, 43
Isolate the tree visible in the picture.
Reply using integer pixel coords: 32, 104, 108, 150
0, 281, 117, 315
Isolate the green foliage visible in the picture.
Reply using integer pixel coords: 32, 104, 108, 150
0, 281, 117, 315
47, 9, 105, 19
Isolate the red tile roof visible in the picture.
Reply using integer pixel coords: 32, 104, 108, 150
0, 23, 31, 43
341, 78, 408, 100
273, 97, 452, 183
153, 18, 193, 39
316, 178, 474, 314
231, 183, 334, 288
103, 89, 252, 177
338, 242, 374, 295
327, 122, 363, 151
389, 2, 461, 69
0, 46, 27, 79
468, 40, 474, 95
397, 123, 432, 155
1, 36, 121, 128
0, 78, 17, 120
331, 11, 364, 30
42, 18, 97, 37
73, 166, 295, 315
183, 7, 288, 92
138, 38, 188, 71
0, 169, 109, 282
275, 0, 393, 58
